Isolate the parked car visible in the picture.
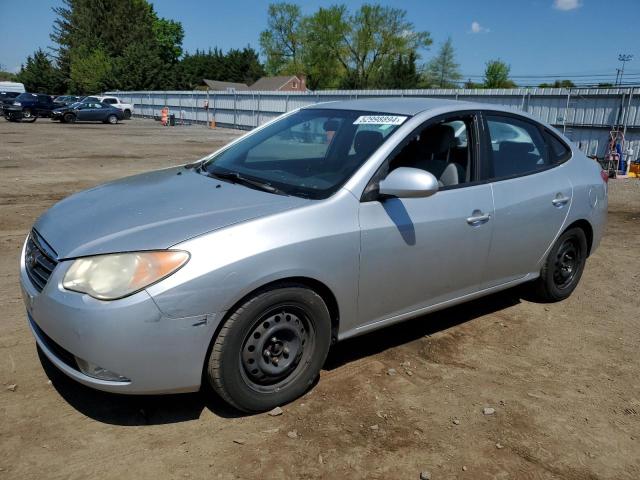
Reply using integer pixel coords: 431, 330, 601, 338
83, 95, 133, 119
3, 92, 56, 122
20, 98, 607, 412
51, 101, 124, 124
53, 95, 82, 107
0, 91, 20, 109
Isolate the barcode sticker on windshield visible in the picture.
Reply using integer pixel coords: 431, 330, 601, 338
353, 115, 407, 125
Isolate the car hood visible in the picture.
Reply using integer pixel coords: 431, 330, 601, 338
34, 166, 310, 259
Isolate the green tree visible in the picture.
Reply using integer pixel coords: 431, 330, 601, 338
463, 79, 484, 89
177, 47, 265, 89
69, 47, 113, 94
261, 2, 431, 89
16, 49, 64, 93
259, 3, 305, 75
300, 6, 348, 89
538, 79, 575, 88
0, 69, 17, 81
483, 59, 517, 88
152, 17, 184, 64
379, 52, 420, 89
423, 37, 462, 88
50, 0, 184, 92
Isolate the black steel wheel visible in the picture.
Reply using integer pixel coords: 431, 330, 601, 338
206, 285, 331, 412
533, 227, 588, 302
240, 306, 312, 389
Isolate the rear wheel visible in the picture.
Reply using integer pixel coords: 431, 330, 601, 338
123, 109, 131, 119
533, 227, 588, 302
206, 285, 331, 412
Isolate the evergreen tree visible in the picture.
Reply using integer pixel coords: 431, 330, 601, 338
423, 37, 462, 88
379, 52, 420, 89
16, 49, 64, 93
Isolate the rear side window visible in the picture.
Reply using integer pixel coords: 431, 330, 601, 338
545, 132, 571, 163
103, 98, 117, 104
485, 114, 548, 179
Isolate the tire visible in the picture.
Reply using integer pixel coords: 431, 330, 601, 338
533, 227, 588, 302
206, 285, 331, 412
107, 114, 118, 124
63, 113, 75, 123
123, 109, 131, 119
21, 109, 37, 123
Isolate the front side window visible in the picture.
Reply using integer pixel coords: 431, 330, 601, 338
387, 115, 475, 188
485, 115, 547, 179
202, 109, 407, 199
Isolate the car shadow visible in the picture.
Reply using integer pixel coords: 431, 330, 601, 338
37, 347, 245, 426
324, 287, 523, 370
37, 286, 524, 426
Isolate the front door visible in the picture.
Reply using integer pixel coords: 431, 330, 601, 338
357, 113, 495, 327
480, 113, 573, 287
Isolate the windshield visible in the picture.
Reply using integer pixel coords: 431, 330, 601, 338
202, 108, 407, 199
16, 93, 36, 101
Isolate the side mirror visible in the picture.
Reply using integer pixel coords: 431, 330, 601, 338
378, 167, 439, 199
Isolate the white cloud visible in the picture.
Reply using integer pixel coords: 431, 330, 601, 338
470, 21, 490, 34
553, 0, 582, 11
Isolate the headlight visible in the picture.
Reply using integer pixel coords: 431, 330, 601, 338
62, 250, 189, 300
13, 101, 21, 106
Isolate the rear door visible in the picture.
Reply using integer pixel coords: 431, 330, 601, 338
480, 112, 573, 287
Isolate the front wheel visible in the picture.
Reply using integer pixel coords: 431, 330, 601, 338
533, 227, 588, 302
206, 285, 331, 412
63, 113, 75, 123
107, 114, 118, 124
21, 109, 37, 123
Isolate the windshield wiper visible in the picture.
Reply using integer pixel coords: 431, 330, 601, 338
207, 170, 288, 195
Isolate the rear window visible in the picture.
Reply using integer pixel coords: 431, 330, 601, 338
545, 132, 571, 163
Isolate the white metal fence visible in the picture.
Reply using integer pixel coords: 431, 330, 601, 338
106, 87, 640, 160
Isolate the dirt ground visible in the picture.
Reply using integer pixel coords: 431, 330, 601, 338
1, 119, 639, 480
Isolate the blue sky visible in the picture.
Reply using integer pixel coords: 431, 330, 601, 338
1, 0, 638, 86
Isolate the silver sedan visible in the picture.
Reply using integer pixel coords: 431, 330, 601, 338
20, 98, 607, 411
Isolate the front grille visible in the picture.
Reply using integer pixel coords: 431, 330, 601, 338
25, 231, 58, 292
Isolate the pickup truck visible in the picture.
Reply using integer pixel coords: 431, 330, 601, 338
2, 92, 56, 122
85, 95, 133, 119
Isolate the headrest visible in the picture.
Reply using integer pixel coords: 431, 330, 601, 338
418, 124, 455, 155
354, 130, 383, 156
324, 119, 340, 131
499, 141, 535, 156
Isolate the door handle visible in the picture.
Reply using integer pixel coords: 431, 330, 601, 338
466, 210, 491, 226
552, 195, 570, 207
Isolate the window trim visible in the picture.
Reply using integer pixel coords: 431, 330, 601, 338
360, 110, 483, 202
478, 110, 572, 184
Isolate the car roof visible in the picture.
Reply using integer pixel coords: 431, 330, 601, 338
304, 97, 527, 118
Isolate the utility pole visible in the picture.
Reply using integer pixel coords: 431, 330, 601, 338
616, 54, 633, 86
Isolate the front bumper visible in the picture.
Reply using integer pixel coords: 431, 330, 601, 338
20, 240, 220, 394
